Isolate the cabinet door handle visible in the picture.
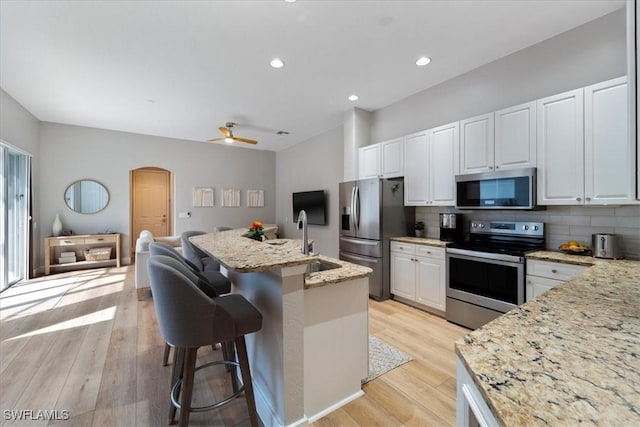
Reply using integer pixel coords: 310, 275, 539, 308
489, 166, 494, 170
585, 197, 591, 202
495, 165, 500, 169
551, 269, 558, 273
64, 240, 72, 244
97, 238, 104, 241
576, 197, 582, 202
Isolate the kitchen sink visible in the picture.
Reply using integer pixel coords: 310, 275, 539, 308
307, 260, 341, 273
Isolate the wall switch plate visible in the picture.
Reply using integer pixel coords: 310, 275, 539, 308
178, 212, 191, 219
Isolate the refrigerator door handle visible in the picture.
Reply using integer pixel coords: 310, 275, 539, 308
350, 186, 356, 231
354, 185, 360, 231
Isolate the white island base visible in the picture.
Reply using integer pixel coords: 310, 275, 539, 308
228, 265, 369, 427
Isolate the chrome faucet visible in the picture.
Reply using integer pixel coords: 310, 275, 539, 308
297, 210, 310, 255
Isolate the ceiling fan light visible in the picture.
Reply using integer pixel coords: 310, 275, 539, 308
225, 137, 234, 143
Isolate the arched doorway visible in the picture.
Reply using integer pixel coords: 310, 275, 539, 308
129, 167, 173, 260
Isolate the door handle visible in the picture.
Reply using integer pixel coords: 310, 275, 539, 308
350, 186, 356, 230
353, 186, 360, 230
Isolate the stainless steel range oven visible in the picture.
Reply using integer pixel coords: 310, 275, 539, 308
446, 220, 544, 330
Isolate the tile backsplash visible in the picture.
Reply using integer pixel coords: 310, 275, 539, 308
416, 205, 640, 260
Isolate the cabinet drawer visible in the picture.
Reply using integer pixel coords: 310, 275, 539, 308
85, 235, 116, 244
527, 260, 587, 281
390, 242, 415, 255
415, 245, 445, 260
50, 237, 84, 247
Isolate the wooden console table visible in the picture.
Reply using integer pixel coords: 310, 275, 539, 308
44, 233, 121, 275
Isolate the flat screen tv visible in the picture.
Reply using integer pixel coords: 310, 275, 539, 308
292, 190, 326, 225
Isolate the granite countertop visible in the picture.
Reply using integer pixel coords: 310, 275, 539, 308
389, 236, 447, 247
190, 227, 317, 273
456, 257, 640, 426
190, 228, 372, 287
304, 255, 372, 289
526, 249, 598, 266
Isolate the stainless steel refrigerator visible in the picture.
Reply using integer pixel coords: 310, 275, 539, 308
339, 178, 414, 300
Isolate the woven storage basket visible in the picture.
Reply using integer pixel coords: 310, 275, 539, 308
85, 247, 112, 261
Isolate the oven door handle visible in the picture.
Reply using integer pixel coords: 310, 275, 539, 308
446, 248, 523, 264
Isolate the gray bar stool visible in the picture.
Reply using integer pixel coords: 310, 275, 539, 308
148, 242, 232, 366
181, 230, 221, 272
147, 255, 262, 427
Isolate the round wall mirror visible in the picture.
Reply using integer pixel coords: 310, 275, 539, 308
64, 180, 110, 214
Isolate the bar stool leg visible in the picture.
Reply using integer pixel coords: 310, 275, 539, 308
163, 342, 171, 366
222, 341, 240, 392
235, 336, 259, 427
178, 347, 198, 427
168, 347, 184, 425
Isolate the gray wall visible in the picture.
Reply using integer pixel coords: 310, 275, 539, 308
39, 123, 276, 267
370, 8, 627, 143
275, 126, 343, 258
1, 89, 41, 274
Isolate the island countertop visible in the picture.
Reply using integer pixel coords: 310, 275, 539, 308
455, 258, 640, 426
189, 227, 317, 273
189, 228, 372, 286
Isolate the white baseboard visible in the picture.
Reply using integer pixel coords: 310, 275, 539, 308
306, 390, 365, 423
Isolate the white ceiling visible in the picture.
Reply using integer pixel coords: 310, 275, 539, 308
0, 0, 625, 152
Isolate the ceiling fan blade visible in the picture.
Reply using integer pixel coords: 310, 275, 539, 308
233, 137, 258, 145
207, 137, 225, 142
218, 127, 231, 137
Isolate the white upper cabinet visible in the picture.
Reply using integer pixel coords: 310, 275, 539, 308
358, 144, 381, 179
381, 138, 404, 177
537, 88, 585, 205
495, 101, 536, 170
403, 122, 459, 206
584, 77, 637, 204
358, 138, 403, 179
538, 77, 637, 206
403, 131, 429, 205
429, 122, 459, 205
460, 113, 494, 174
460, 105, 536, 175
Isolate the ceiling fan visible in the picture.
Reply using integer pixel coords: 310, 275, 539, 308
208, 122, 257, 145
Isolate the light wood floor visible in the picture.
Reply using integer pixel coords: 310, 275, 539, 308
0, 267, 469, 426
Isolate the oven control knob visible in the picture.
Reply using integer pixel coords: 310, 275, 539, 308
479, 223, 485, 228
523, 225, 529, 230
472, 223, 477, 228
532, 225, 539, 231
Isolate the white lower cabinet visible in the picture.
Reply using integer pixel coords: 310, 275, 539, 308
526, 259, 588, 301
391, 242, 446, 312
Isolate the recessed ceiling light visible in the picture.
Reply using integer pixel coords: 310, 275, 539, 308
348, 94, 359, 101
270, 58, 285, 69
284, 0, 297, 3
416, 56, 431, 66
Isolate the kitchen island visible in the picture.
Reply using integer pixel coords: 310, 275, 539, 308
455, 256, 640, 426
190, 229, 372, 426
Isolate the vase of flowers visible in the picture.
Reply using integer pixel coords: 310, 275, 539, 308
247, 221, 265, 241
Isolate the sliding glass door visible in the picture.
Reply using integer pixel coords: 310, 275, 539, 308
1, 142, 31, 291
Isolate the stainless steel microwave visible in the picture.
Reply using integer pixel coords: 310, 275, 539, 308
455, 167, 537, 210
